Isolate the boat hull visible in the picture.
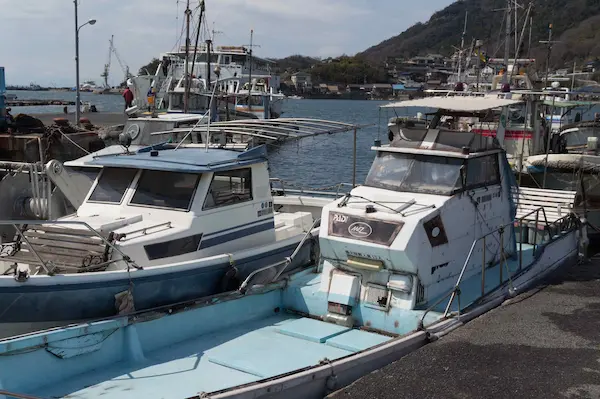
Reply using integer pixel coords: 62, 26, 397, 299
0, 237, 314, 329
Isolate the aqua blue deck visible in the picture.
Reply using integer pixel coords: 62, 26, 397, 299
0, 244, 550, 399
28, 315, 388, 398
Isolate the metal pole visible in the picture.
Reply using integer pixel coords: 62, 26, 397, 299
503, 0, 511, 85
74, 0, 80, 126
352, 128, 357, 187
183, 0, 191, 114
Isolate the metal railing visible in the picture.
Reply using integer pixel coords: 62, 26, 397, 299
238, 218, 321, 293
269, 178, 353, 199
0, 219, 142, 275
419, 206, 578, 327
116, 222, 173, 241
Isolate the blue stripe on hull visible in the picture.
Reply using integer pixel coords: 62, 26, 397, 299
0, 241, 312, 324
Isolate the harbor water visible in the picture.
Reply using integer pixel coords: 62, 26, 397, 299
6, 90, 421, 188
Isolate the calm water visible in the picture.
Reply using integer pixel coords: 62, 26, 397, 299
6, 90, 421, 188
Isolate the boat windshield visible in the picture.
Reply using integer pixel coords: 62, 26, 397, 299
561, 127, 600, 148
365, 152, 463, 196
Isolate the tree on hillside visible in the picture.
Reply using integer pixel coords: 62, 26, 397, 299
310, 56, 388, 84
138, 58, 161, 75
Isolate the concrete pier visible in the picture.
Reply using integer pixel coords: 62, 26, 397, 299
328, 258, 600, 399
30, 112, 126, 127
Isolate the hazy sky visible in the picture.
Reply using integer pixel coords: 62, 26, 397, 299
0, 0, 454, 86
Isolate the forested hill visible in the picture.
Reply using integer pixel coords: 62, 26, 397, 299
360, 0, 600, 67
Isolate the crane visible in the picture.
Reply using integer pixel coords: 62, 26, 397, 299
100, 35, 133, 88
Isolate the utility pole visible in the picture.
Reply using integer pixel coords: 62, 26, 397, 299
183, 0, 191, 113
74, 0, 80, 125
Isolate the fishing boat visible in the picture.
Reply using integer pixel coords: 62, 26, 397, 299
0, 142, 335, 333
524, 119, 600, 235
0, 114, 583, 398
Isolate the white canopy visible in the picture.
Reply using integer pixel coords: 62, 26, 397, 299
381, 95, 524, 112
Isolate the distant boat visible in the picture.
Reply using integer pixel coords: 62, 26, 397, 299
4, 93, 17, 101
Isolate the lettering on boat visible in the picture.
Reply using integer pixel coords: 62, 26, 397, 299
348, 222, 373, 238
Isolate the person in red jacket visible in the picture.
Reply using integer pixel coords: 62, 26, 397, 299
123, 87, 134, 110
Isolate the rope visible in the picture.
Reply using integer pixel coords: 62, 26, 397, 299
0, 389, 43, 399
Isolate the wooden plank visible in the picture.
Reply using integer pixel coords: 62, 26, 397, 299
515, 199, 574, 208
26, 243, 103, 258
23, 231, 105, 245
24, 226, 99, 237
1, 252, 83, 268
517, 187, 577, 196
24, 237, 105, 253
514, 193, 577, 202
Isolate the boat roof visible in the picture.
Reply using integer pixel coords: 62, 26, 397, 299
66, 144, 267, 173
382, 94, 523, 112
127, 113, 205, 123
377, 129, 503, 159
150, 118, 367, 142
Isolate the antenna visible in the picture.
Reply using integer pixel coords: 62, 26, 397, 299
539, 23, 562, 88
211, 22, 223, 42
243, 30, 261, 112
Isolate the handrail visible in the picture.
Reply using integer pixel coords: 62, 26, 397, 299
0, 220, 142, 273
117, 222, 173, 240
269, 178, 352, 198
420, 205, 576, 326
238, 218, 320, 293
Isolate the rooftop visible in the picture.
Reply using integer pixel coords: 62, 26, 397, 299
70, 144, 267, 173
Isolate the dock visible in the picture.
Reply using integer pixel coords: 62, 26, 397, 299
7, 99, 75, 107
328, 257, 600, 399
29, 112, 126, 127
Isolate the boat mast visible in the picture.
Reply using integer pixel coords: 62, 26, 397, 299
247, 29, 254, 113
190, 1, 205, 91
184, 0, 191, 113
503, 0, 511, 85
457, 11, 468, 84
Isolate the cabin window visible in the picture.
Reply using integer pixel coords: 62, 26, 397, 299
130, 170, 200, 210
87, 168, 137, 204
466, 155, 500, 189
204, 168, 252, 209
365, 152, 462, 196
144, 233, 204, 261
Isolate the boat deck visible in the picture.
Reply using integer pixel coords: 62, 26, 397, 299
32, 314, 390, 399
328, 255, 600, 399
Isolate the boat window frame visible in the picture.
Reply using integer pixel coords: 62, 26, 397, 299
203, 167, 253, 210
464, 153, 501, 191
86, 167, 139, 205
128, 169, 202, 212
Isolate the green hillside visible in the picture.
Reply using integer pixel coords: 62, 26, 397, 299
360, 0, 600, 68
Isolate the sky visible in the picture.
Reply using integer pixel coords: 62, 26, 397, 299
0, 0, 454, 87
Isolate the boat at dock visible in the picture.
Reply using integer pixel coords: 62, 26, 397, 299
0, 118, 583, 398
0, 142, 337, 333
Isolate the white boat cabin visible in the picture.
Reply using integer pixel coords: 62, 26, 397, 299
1, 144, 315, 275
318, 129, 517, 320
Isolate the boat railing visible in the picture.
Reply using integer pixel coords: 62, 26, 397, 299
269, 178, 352, 199
238, 218, 321, 293
0, 219, 142, 275
418, 206, 579, 329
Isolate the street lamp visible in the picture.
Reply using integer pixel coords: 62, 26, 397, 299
74, 0, 97, 126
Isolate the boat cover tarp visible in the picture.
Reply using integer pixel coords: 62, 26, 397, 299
382, 96, 523, 112
527, 154, 600, 173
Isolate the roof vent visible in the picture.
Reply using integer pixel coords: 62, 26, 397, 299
150, 150, 159, 157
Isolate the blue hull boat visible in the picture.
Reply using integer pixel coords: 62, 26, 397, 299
0, 120, 583, 398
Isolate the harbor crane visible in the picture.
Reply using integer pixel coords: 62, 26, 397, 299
101, 35, 133, 89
